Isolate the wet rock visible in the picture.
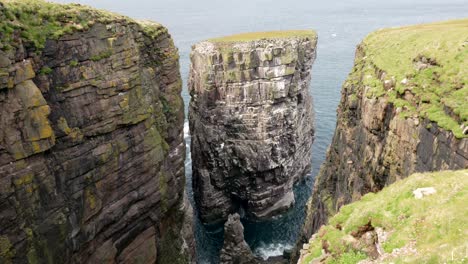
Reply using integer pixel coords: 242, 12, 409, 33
189, 31, 317, 223
220, 213, 259, 264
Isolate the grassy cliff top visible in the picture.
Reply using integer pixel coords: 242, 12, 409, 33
208, 30, 316, 43
0, 0, 164, 51
300, 169, 468, 264
357, 19, 467, 138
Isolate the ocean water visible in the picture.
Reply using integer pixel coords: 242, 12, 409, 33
52, 0, 468, 262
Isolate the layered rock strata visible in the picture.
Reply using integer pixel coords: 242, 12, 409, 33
0, 1, 194, 263
294, 19, 468, 262
189, 31, 317, 223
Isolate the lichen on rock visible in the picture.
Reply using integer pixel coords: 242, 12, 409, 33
0, 1, 194, 263
189, 30, 317, 223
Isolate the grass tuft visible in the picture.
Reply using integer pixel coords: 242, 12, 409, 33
39, 66, 52, 75
90, 50, 112, 61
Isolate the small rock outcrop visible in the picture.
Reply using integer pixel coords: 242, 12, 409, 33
189, 31, 317, 223
293, 19, 468, 263
412, 187, 436, 199
0, 1, 194, 263
220, 213, 259, 264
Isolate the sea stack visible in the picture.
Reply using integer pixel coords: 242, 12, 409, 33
219, 213, 259, 264
188, 31, 317, 223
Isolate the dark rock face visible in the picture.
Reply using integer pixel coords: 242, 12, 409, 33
220, 213, 259, 264
189, 33, 317, 223
292, 42, 468, 263
0, 5, 194, 264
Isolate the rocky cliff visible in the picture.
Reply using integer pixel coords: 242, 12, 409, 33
188, 31, 317, 223
294, 19, 468, 262
0, 1, 194, 263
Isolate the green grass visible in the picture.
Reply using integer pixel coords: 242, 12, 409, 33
38, 66, 52, 75
0, 0, 126, 50
0, 0, 167, 52
138, 20, 168, 39
208, 30, 316, 43
328, 251, 367, 264
90, 50, 112, 61
353, 19, 468, 138
301, 170, 468, 264
69, 60, 78, 67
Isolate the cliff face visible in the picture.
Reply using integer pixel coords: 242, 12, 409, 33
188, 31, 317, 223
0, 1, 194, 263
295, 19, 468, 261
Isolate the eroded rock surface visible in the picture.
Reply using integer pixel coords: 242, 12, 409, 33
0, 2, 194, 263
220, 213, 259, 264
189, 31, 317, 223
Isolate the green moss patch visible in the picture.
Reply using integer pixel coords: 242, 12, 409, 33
138, 20, 168, 40
301, 170, 468, 263
69, 60, 78, 67
39, 66, 52, 75
328, 251, 367, 264
0, 0, 132, 51
208, 30, 316, 43
0, 236, 15, 263
90, 49, 112, 61
356, 19, 468, 138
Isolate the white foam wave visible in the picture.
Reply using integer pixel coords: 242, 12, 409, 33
184, 121, 190, 139
254, 243, 292, 260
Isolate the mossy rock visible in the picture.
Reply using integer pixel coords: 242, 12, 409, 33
300, 170, 468, 263
0, 236, 15, 263
208, 30, 317, 43
0, 0, 164, 52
